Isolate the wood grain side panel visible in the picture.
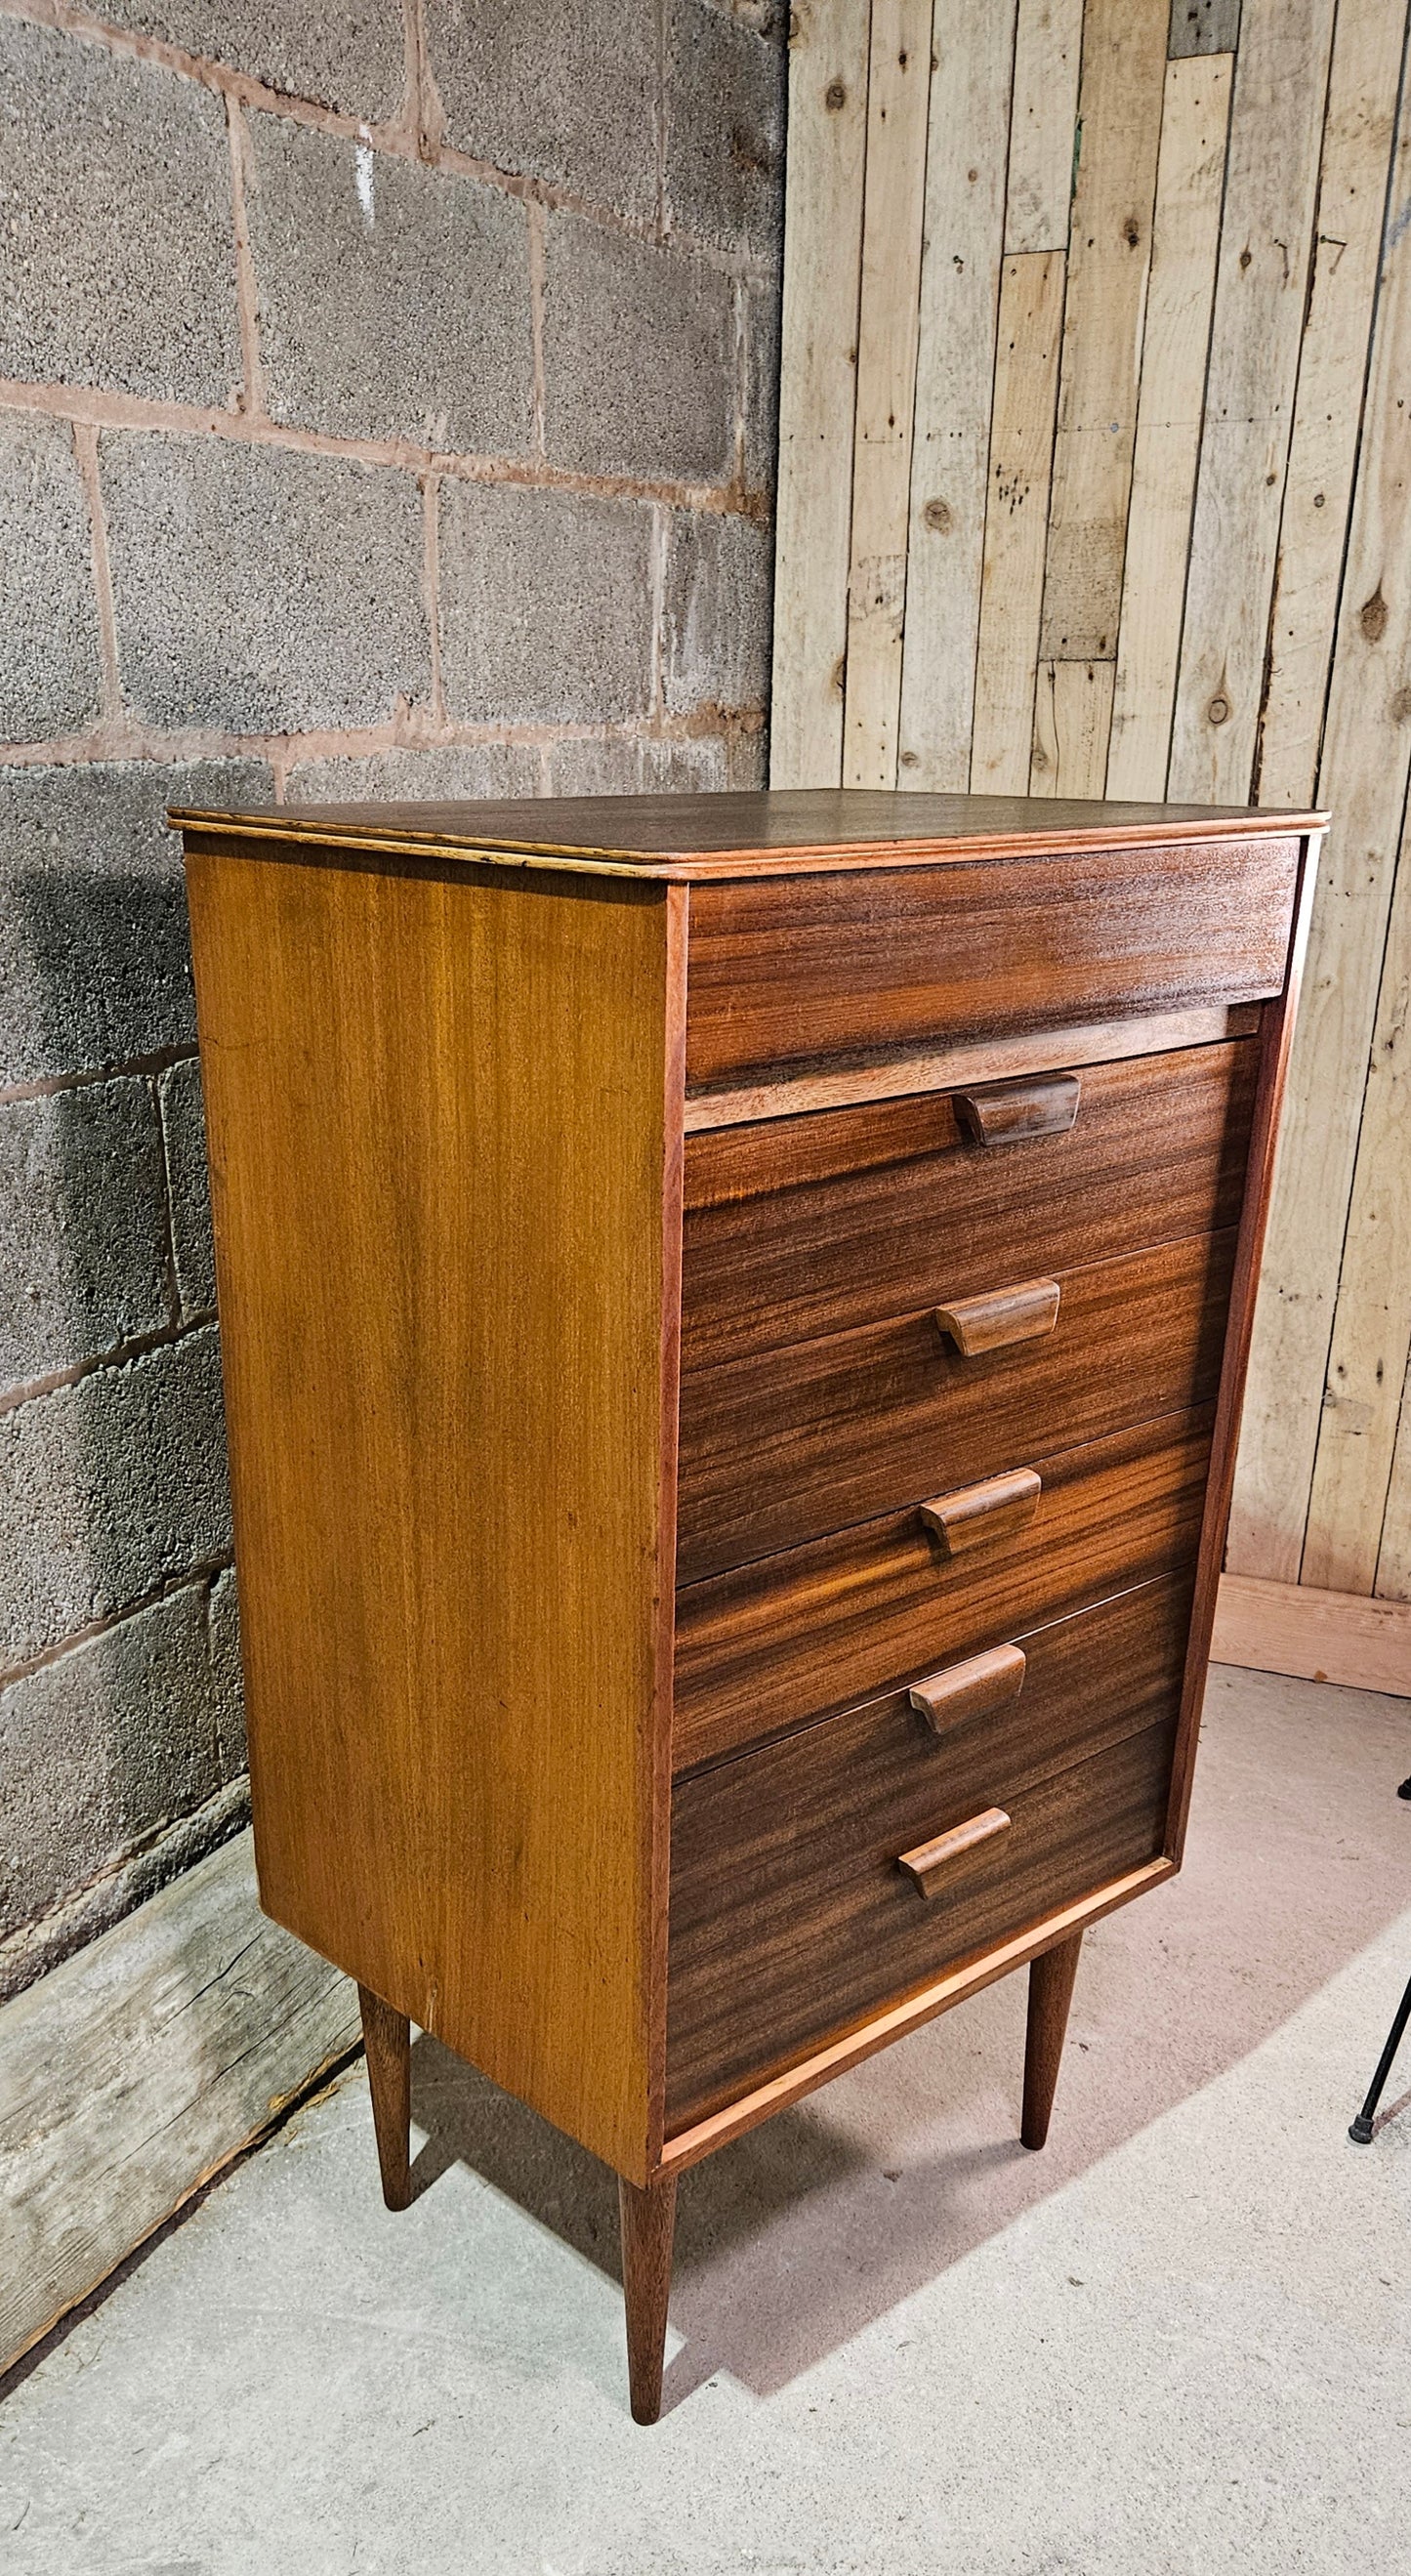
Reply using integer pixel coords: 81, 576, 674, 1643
677, 1228, 1236, 1582
186, 851, 674, 2182
683, 1037, 1257, 1367
667, 1688, 1178, 2129
683, 840, 1301, 1083
674, 1407, 1214, 1771
1166, 843, 1321, 1859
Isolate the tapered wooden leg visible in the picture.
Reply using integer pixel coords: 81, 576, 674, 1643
1021, 1930, 1084, 2150
618, 2173, 677, 2425
358, 1984, 411, 2209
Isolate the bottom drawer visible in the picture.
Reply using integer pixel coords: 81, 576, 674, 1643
665, 1578, 1184, 2131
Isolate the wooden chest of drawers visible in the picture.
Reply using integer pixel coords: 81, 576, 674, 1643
177, 787, 1321, 2424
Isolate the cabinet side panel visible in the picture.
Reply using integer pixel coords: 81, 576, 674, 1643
186, 849, 674, 2180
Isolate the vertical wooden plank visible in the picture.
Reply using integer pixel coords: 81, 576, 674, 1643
895, 1, 1017, 790
1227, 87, 1411, 1581
1038, 0, 1169, 671
1031, 659, 1117, 796
1169, 0, 1242, 56
1006, 0, 1083, 254
970, 250, 1066, 792
1256, 0, 1406, 807
1105, 53, 1232, 799
1374, 1349, 1411, 1600
1166, 0, 1337, 802
842, 0, 934, 790
768, 0, 871, 791
1302, 818, 1411, 1589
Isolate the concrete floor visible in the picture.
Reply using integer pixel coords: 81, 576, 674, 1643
3, 1664, 1409, 2576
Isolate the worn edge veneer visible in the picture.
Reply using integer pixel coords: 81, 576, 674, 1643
658, 1858, 1175, 2174
186, 848, 686, 2184
172, 795, 1325, 884
1164, 837, 1322, 1863
682, 1004, 1261, 1131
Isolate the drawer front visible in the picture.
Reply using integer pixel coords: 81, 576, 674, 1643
678, 1228, 1234, 1583
673, 1406, 1212, 1770
667, 1579, 1184, 2129
682, 1038, 1257, 1369
684, 840, 1299, 1086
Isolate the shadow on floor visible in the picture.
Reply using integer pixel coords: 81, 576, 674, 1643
389, 1663, 1409, 2403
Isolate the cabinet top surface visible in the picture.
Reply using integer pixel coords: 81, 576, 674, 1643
172, 788, 1326, 882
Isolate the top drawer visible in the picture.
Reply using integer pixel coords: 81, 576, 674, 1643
684, 838, 1301, 1087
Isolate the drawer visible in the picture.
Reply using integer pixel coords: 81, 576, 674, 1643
673, 1405, 1212, 1770
678, 1227, 1234, 1583
682, 1037, 1257, 1369
684, 840, 1300, 1086
666, 1578, 1184, 2129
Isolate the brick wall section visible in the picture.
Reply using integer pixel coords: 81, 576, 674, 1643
0, 0, 784, 1995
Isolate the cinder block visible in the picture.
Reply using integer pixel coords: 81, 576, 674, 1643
0, 759, 272, 1087
542, 219, 735, 484
208, 1564, 245, 1779
94, 1, 405, 119
157, 1059, 215, 1321
284, 743, 544, 804
663, 509, 772, 714
438, 482, 653, 726
0, 412, 104, 743
0, 1079, 169, 1393
426, 0, 659, 224
0, 1324, 231, 1669
666, 1, 785, 259
245, 115, 533, 452
0, 17, 240, 407
0, 1577, 229, 1942
104, 435, 432, 734
549, 734, 729, 796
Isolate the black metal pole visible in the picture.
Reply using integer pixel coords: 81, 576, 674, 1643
1349, 1971, 1411, 2144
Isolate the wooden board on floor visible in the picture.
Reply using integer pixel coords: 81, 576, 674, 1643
0, 1828, 359, 2379
1212, 1575, 1411, 1695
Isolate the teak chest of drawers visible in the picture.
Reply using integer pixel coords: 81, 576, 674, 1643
177, 786, 1323, 2424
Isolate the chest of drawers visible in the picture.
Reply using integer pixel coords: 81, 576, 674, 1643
177, 787, 1321, 2424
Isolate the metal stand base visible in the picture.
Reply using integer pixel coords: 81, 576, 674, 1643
1349, 1969, 1411, 2146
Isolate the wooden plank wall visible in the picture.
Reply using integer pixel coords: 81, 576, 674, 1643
771, 0, 1411, 1618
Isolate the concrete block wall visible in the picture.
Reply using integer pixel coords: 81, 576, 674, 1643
0, 0, 784, 1997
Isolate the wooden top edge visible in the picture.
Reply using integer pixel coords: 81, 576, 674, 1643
169, 789, 1329, 880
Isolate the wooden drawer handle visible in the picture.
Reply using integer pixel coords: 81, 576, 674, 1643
953, 1072, 1081, 1145
909, 1642, 1027, 1734
935, 1278, 1060, 1356
898, 1807, 1012, 1896
919, 1467, 1041, 1556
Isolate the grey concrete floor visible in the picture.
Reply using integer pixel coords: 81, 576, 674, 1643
3, 1662, 1410, 2575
